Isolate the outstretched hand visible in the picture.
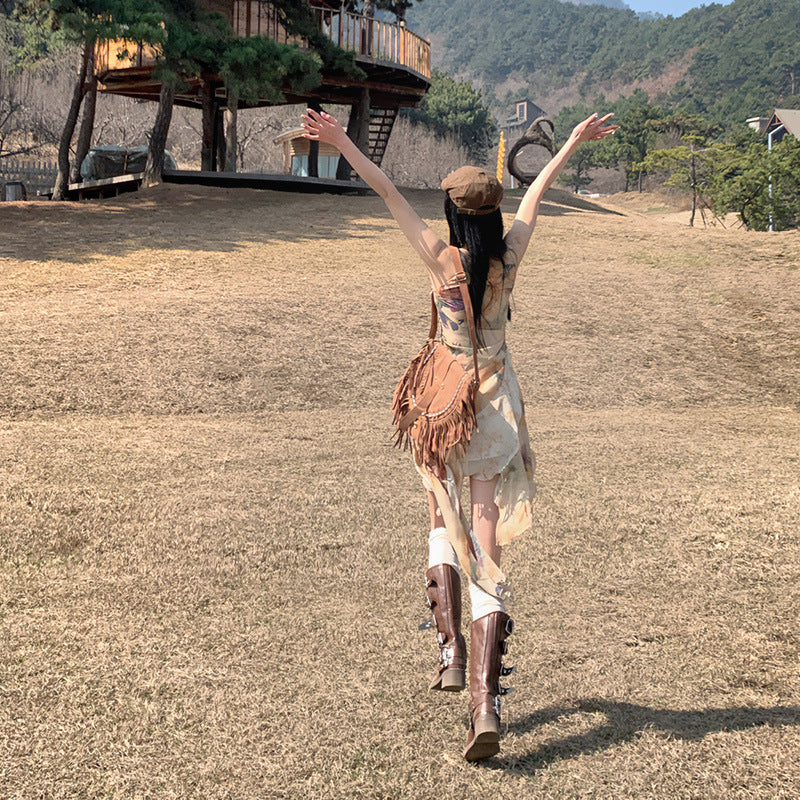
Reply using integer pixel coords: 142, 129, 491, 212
571, 113, 618, 143
301, 108, 347, 149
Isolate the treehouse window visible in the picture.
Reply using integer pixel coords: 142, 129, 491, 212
291, 155, 340, 179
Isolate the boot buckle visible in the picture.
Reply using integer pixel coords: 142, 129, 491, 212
440, 645, 454, 668
492, 695, 501, 716
500, 664, 515, 677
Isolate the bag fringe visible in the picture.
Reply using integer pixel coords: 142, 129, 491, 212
392, 341, 477, 478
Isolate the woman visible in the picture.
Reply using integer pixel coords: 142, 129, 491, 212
302, 108, 616, 761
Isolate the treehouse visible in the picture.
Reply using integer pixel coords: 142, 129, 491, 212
93, 1, 431, 177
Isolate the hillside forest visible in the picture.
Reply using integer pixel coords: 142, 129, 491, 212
408, 0, 800, 129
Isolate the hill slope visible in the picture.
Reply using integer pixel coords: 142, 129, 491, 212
408, 0, 800, 125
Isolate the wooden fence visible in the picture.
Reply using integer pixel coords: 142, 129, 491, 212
0, 159, 57, 199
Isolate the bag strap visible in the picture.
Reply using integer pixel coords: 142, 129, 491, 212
426, 247, 481, 383
449, 246, 480, 384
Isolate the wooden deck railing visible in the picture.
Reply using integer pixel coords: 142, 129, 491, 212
95, 38, 158, 73
96, 3, 431, 79
232, 2, 431, 78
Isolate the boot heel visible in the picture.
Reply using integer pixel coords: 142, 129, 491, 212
463, 611, 513, 762
463, 713, 500, 761
440, 667, 466, 692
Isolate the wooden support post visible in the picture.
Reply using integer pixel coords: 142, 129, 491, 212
336, 104, 359, 181
201, 83, 214, 172
356, 88, 371, 156
335, 90, 370, 181
225, 94, 238, 173
214, 103, 226, 172
307, 100, 321, 178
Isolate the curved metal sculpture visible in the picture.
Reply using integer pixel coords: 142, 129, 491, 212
507, 116, 556, 187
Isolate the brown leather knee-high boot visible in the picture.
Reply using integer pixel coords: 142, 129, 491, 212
463, 611, 514, 762
425, 565, 467, 692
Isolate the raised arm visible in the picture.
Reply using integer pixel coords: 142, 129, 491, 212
505, 113, 618, 263
301, 109, 450, 277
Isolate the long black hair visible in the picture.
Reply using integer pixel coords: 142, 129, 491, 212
444, 196, 507, 342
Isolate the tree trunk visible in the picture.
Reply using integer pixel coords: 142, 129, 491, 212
201, 84, 214, 171
70, 54, 98, 184
143, 81, 175, 188
52, 40, 92, 200
689, 151, 697, 228
214, 104, 225, 172
224, 94, 238, 173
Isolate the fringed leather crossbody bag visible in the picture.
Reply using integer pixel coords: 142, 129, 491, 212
392, 246, 481, 478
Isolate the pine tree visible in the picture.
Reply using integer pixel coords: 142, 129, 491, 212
406, 68, 495, 163
20, 0, 131, 198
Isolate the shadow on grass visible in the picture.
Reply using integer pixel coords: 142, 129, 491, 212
489, 699, 800, 771
1, 184, 623, 266
503, 187, 625, 217
0, 186, 397, 265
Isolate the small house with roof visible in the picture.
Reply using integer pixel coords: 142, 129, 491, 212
501, 100, 548, 141
764, 109, 800, 144
747, 109, 800, 143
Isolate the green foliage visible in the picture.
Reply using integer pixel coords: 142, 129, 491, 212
601, 102, 665, 189
555, 91, 666, 191
376, 0, 418, 22
552, 101, 611, 191
1, 1, 65, 69
408, 0, 800, 131
405, 68, 496, 162
21, 0, 136, 44
346, 0, 422, 22
146, 0, 343, 101
273, 0, 361, 76
219, 36, 321, 105
640, 132, 714, 224
707, 136, 800, 230
11, 0, 355, 100
640, 127, 800, 230
557, 145, 599, 193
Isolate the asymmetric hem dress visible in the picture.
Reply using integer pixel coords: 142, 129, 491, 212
415, 246, 536, 593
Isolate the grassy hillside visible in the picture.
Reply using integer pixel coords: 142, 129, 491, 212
408, 0, 800, 126
1, 185, 799, 797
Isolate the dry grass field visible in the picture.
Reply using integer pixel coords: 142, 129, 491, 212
1, 182, 799, 799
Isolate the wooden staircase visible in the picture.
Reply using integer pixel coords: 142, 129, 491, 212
367, 107, 398, 166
